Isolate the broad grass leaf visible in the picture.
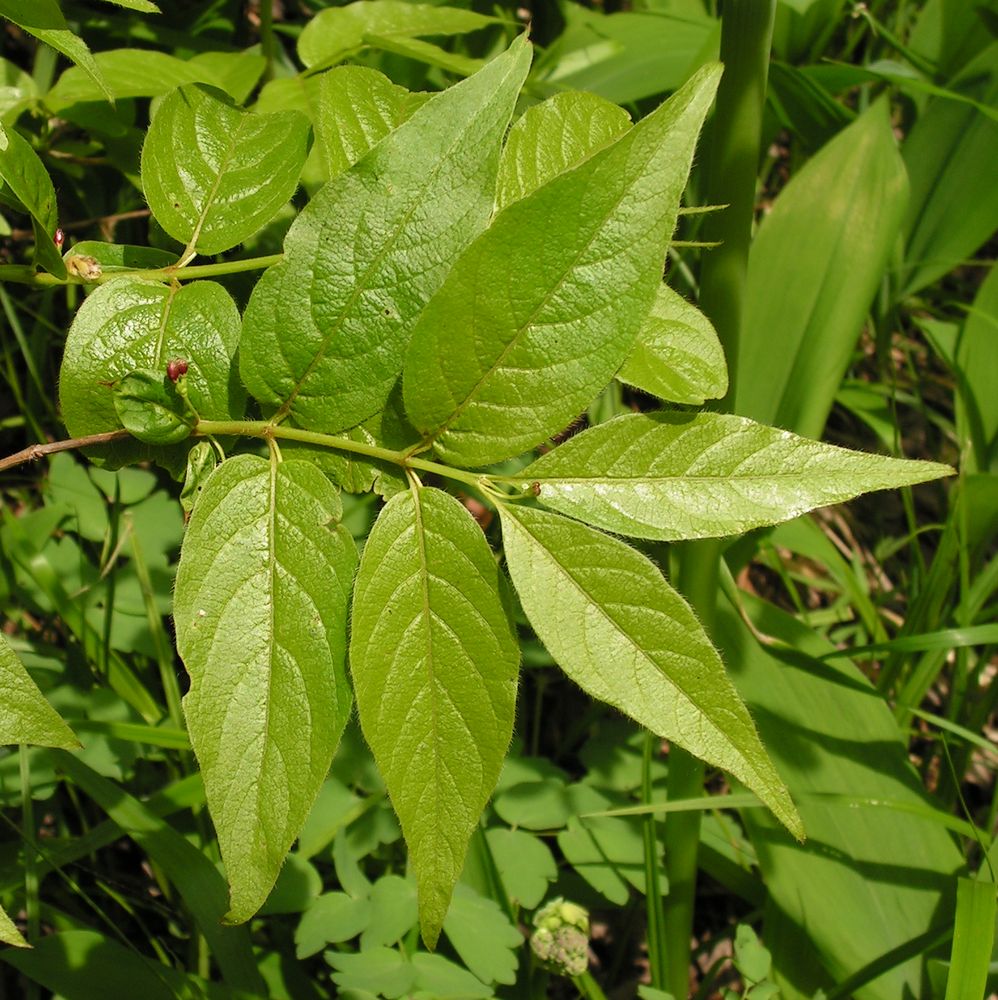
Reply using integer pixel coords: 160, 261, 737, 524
142, 84, 310, 255
298, 0, 497, 70
735, 99, 907, 440
497, 504, 802, 838
59, 278, 244, 471
0, 122, 65, 277
535, 6, 719, 105
495, 89, 630, 211
315, 67, 429, 178
349, 488, 519, 946
944, 877, 995, 1000
0, 632, 79, 749
718, 594, 964, 999
511, 411, 951, 541
617, 284, 727, 405
240, 35, 531, 435
404, 63, 721, 468
902, 43, 998, 294
48, 750, 265, 992
174, 456, 358, 923
957, 265, 998, 472
0, 930, 223, 998
0, 0, 112, 104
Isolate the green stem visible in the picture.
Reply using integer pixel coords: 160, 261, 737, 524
0, 254, 283, 287
642, 731, 668, 988
20, 747, 40, 1000
194, 419, 487, 491
259, 0, 276, 81
664, 4, 775, 998
572, 970, 609, 1000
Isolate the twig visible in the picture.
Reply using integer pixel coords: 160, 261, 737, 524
0, 430, 131, 472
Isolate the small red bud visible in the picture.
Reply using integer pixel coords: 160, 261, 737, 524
167, 358, 189, 382
54, 228, 64, 249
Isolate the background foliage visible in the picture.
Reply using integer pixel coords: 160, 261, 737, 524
0, 1, 996, 998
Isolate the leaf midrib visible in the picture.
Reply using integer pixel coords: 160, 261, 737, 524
275, 62, 517, 423
502, 507, 771, 790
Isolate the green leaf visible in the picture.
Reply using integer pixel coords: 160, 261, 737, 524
361, 873, 418, 949
298, 1, 497, 70
404, 63, 721, 468
92, 0, 160, 11
0, 930, 223, 998
536, 6, 719, 105
113, 368, 195, 446
326, 947, 416, 996
617, 284, 728, 405
349, 487, 519, 947
62, 240, 177, 270
483, 827, 557, 908
509, 412, 951, 542
0, 631, 79, 748
443, 883, 521, 985
174, 455, 358, 922
48, 750, 265, 992
497, 503, 802, 839
141, 84, 310, 256
902, 43, 998, 294
0, 903, 26, 948
58, 278, 245, 471
0, 121, 65, 277
240, 35, 531, 435
297, 892, 372, 957
717, 593, 964, 999
179, 441, 218, 518
944, 877, 996, 1000
315, 66, 429, 178
0, 0, 112, 104
495, 89, 631, 211
46, 49, 230, 110
735, 99, 908, 439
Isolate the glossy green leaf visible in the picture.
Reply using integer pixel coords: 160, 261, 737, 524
315, 66, 429, 178
349, 487, 519, 946
365, 33, 484, 77
94, 0, 159, 11
241, 36, 531, 435
617, 284, 727, 405
495, 89, 631, 211
498, 503, 802, 839
536, 6, 719, 105
736, 99, 908, 439
48, 750, 265, 992
187, 49, 267, 105
0, 0, 112, 104
46, 49, 230, 110
0, 632, 79, 748
944, 877, 995, 1000
902, 44, 998, 294
174, 455, 358, 923
718, 594, 963, 999
0, 56, 38, 125
142, 84, 310, 256
0, 121, 65, 277
0, 904, 26, 948
63, 240, 176, 270
442, 883, 521, 985
298, 1, 496, 70
113, 369, 195, 446
404, 63, 721, 467
58, 278, 244, 470
510, 412, 951, 541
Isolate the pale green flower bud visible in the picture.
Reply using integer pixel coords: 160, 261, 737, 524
530, 898, 590, 977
